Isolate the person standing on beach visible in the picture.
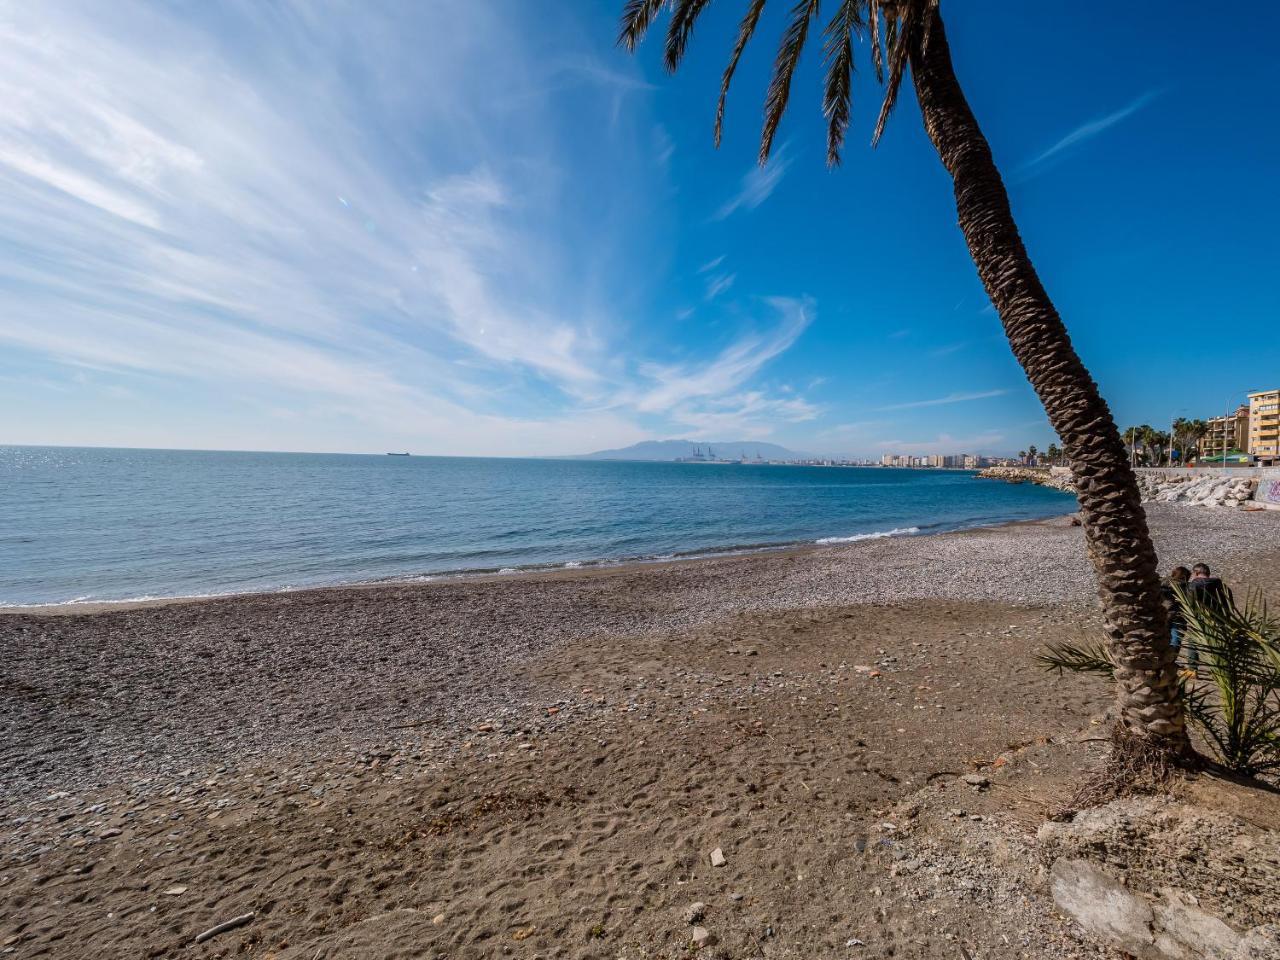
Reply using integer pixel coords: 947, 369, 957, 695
1187, 563, 1233, 611
1181, 563, 1235, 672
1162, 565, 1191, 658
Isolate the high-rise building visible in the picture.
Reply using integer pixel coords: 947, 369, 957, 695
1249, 389, 1280, 465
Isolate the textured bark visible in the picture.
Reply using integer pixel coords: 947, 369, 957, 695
909, 10, 1188, 749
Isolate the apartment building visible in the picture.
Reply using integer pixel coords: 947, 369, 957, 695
1201, 404, 1250, 460
1250, 388, 1280, 465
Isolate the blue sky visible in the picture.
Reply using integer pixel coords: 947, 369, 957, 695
1, 1, 1277, 457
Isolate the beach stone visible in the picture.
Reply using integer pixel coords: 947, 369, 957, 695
1050, 858, 1154, 956
709, 847, 726, 867
691, 925, 714, 948
961, 774, 990, 790
684, 902, 707, 923
1232, 926, 1280, 960
1153, 893, 1240, 958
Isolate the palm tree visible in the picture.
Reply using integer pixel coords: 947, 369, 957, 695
620, 0, 1187, 755
1018, 449, 1028, 465
1027, 444, 1039, 465
1046, 442, 1061, 466
1171, 418, 1190, 465
1189, 419, 1209, 462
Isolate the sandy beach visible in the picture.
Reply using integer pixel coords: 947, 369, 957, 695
3, 504, 1280, 958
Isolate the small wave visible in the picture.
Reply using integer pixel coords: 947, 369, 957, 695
815, 526, 921, 545
498, 567, 517, 574
563, 560, 582, 569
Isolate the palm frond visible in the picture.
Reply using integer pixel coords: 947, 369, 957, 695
822, 1, 863, 167
760, 0, 821, 164
714, 0, 769, 148
664, 0, 716, 72
1036, 640, 1115, 678
872, 2, 916, 146
918, 0, 939, 55
618, 0, 669, 52
1043, 584, 1280, 777
868, 1, 884, 83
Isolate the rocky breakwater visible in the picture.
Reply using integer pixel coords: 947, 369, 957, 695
1136, 472, 1258, 509
976, 466, 1077, 493
978, 466, 1262, 509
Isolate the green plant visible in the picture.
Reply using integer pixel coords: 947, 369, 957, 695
1039, 588, 1280, 777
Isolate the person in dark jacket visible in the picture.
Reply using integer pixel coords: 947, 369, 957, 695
1182, 563, 1235, 670
1187, 562, 1234, 610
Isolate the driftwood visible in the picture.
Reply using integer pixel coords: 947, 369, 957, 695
193, 912, 255, 944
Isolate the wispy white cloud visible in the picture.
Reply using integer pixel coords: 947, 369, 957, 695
704, 271, 736, 301
713, 145, 792, 220
928, 341, 969, 358
630, 296, 815, 423
0, 2, 817, 453
698, 254, 726, 273
876, 389, 1010, 412
1022, 89, 1162, 176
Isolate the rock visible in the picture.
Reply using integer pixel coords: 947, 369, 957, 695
161, 885, 188, 896
961, 774, 990, 790
1232, 925, 1280, 960
684, 902, 707, 924
709, 847, 726, 867
1050, 859, 1154, 956
729, 893, 744, 902
691, 926, 714, 948
1154, 893, 1240, 958
432, 913, 446, 926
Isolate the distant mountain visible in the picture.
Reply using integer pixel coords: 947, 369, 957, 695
572, 439, 810, 462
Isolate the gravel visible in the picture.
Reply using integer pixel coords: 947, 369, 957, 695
3, 504, 1277, 805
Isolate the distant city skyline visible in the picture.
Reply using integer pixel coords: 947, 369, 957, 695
2, 2, 1278, 458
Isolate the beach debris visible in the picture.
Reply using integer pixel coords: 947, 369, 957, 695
691, 925, 714, 948
193, 912, 254, 944
161, 885, 188, 896
511, 924, 536, 941
684, 901, 707, 923
846, 937, 866, 947
709, 847, 726, 867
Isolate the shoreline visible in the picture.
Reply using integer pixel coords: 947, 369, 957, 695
0, 511, 1072, 616
5, 503, 1280, 957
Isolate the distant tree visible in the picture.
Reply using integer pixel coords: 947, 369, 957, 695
1171, 417, 1190, 464
1028, 444, 1039, 465
619, 0, 1186, 757
1189, 419, 1209, 461
1018, 449, 1028, 465
1046, 442, 1061, 465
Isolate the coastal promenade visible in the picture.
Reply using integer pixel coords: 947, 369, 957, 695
3, 506, 1279, 957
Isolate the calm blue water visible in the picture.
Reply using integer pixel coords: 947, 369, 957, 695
0, 446, 1075, 606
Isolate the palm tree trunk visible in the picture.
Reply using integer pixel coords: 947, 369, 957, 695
908, 11, 1188, 752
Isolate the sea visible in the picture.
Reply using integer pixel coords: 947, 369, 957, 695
0, 446, 1076, 607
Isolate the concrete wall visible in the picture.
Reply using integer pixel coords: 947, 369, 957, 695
1256, 469, 1280, 507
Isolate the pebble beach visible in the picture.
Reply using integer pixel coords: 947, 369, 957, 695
3, 504, 1279, 958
